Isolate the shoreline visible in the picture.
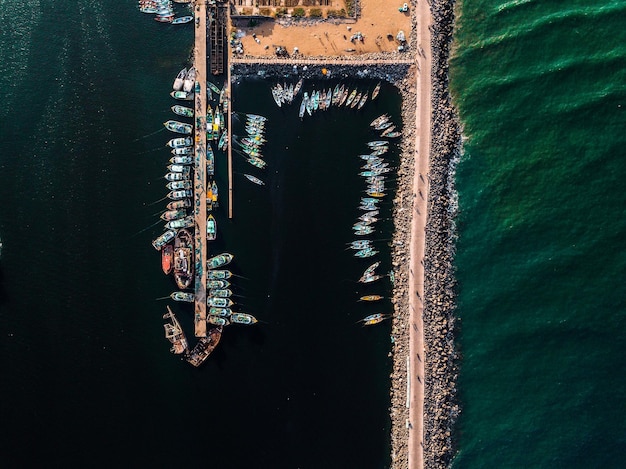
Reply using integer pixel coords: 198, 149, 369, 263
229, 0, 461, 465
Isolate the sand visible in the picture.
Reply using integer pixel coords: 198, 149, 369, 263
233, 0, 411, 57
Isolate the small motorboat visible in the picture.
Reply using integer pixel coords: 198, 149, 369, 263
359, 295, 384, 302
209, 289, 233, 298
359, 313, 391, 326
171, 16, 193, 24
165, 216, 194, 230
171, 146, 193, 156
168, 189, 193, 200
152, 230, 176, 251
161, 244, 174, 274
244, 174, 264, 186
372, 82, 381, 100
161, 209, 187, 221
207, 214, 217, 241
183, 66, 196, 93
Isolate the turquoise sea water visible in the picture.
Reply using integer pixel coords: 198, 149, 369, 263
451, 0, 626, 466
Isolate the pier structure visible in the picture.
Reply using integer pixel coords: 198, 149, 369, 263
226, 4, 233, 219
193, 0, 209, 337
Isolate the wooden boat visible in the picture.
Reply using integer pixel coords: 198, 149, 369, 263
357, 92, 368, 110
244, 174, 264, 185
166, 136, 193, 148
165, 216, 194, 230
367, 191, 386, 198
170, 291, 195, 302
207, 214, 217, 241
186, 326, 223, 367
170, 90, 193, 101
207, 253, 233, 269
231, 313, 258, 325
207, 280, 230, 289
359, 295, 383, 302
163, 306, 188, 354
209, 307, 232, 317
171, 104, 194, 118
173, 229, 194, 289
360, 274, 383, 284
166, 180, 192, 191
339, 87, 349, 107
207, 297, 234, 308
167, 199, 191, 210
161, 244, 174, 274
164, 120, 192, 135
210, 289, 233, 298
246, 155, 267, 169
293, 78, 304, 97
371, 114, 390, 128
208, 316, 230, 326
171, 15, 193, 24
152, 229, 176, 250
324, 88, 332, 109
355, 248, 378, 258
372, 82, 381, 100
218, 131, 228, 151
155, 15, 174, 23
345, 89, 358, 107
385, 131, 401, 138
165, 172, 189, 182
173, 68, 187, 91
171, 147, 193, 156
209, 180, 219, 205
349, 240, 372, 250
207, 81, 221, 95
207, 144, 215, 175
360, 313, 390, 326
208, 270, 232, 280
355, 227, 375, 236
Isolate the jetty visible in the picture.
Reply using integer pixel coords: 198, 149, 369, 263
193, 0, 208, 337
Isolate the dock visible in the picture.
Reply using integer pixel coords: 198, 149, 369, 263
193, 0, 209, 337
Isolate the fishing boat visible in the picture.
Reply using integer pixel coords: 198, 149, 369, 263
218, 131, 228, 151
186, 326, 223, 367
271, 86, 282, 107
155, 15, 174, 23
171, 147, 193, 156
345, 89, 358, 107
244, 174, 264, 186
173, 68, 187, 91
207, 297, 234, 308
165, 216, 194, 230
299, 93, 308, 119
359, 210, 379, 220
355, 248, 378, 258
166, 180, 192, 191
170, 90, 193, 101
210, 289, 233, 298
161, 244, 174, 274
312, 90, 320, 111
207, 81, 221, 95
367, 140, 388, 148
170, 155, 193, 165
207, 144, 215, 175
367, 191, 386, 198
167, 199, 191, 210
207, 270, 232, 280
171, 104, 194, 118
338, 87, 349, 107
163, 306, 188, 354
357, 92, 368, 110
183, 66, 196, 93
331, 85, 341, 106
380, 126, 397, 137
359, 295, 383, 302
294, 78, 304, 97
152, 229, 177, 250
231, 313, 258, 325
354, 227, 375, 236
167, 164, 191, 174
370, 147, 389, 157
372, 82, 381, 100
164, 120, 192, 134
170, 291, 195, 302
207, 253, 233, 269
208, 280, 230, 289
167, 136, 192, 148
168, 190, 193, 201
209, 307, 232, 317
173, 229, 193, 289
208, 316, 230, 326
246, 155, 267, 169
359, 313, 390, 326
349, 240, 372, 250
385, 131, 401, 138
319, 89, 326, 111
324, 89, 332, 109
165, 172, 190, 182
210, 180, 219, 205
171, 15, 193, 24
350, 92, 362, 109
161, 209, 187, 221
205, 214, 217, 241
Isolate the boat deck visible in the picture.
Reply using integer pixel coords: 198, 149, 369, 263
193, 1, 208, 337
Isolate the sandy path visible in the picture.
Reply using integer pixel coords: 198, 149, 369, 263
407, 0, 433, 468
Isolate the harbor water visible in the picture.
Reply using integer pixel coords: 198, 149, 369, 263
0, 1, 401, 467
451, 0, 626, 467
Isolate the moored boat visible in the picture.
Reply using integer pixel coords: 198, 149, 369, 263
152, 229, 176, 250
170, 155, 193, 164
355, 247, 378, 258
372, 82, 381, 100
210, 288, 233, 298
371, 114, 390, 128
170, 90, 193, 101
165, 172, 189, 182
359, 294, 383, 302
173, 68, 187, 91
206, 214, 217, 241
170, 291, 195, 302
186, 326, 223, 367
244, 174, 264, 185
171, 146, 193, 156
167, 136, 193, 148
207, 280, 230, 289
163, 306, 188, 354
167, 199, 191, 210
164, 120, 192, 135
208, 269, 232, 280
209, 307, 232, 317
345, 89, 358, 107
161, 244, 174, 274
161, 209, 187, 221
360, 313, 390, 326
171, 104, 194, 118
165, 216, 194, 230
231, 313, 258, 325
207, 297, 234, 308
299, 93, 308, 119
166, 180, 192, 191
173, 229, 193, 289
357, 92, 368, 110
208, 316, 230, 326
207, 252, 233, 269
171, 15, 193, 24
183, 66, 196, 93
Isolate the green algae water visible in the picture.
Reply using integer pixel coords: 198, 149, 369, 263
451, 1, 626, 466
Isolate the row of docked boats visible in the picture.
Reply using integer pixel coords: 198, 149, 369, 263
352, 112, 398, 326
297, 81, 381, 119
270, 79, 303, 107
138, 0, 193, 24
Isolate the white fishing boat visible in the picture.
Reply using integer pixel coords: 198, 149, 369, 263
166, 136, 192, 148
173, 68, 187, 91
171, 15, 193, 24
183, 66, 196, 93
299, 93, 308, 119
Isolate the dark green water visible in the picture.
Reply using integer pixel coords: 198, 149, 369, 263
451, 0, 626, 467
0, 1, 402, 467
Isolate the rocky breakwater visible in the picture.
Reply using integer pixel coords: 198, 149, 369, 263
387, 0, 461, 468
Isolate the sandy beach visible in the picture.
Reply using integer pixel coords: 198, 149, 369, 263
229, 0, 461, 466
